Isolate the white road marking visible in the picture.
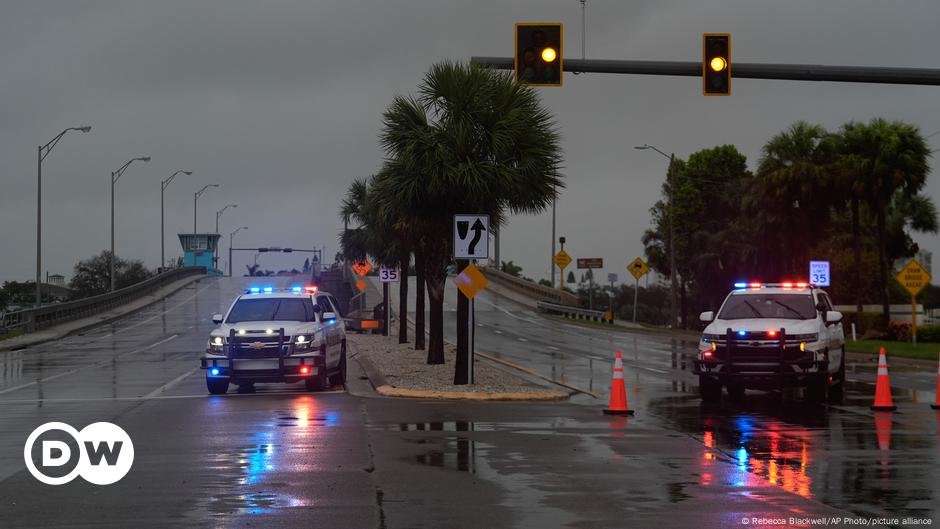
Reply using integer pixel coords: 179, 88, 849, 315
494, 330, 503, 334
142, 367, 199, 399
0, 388, 346, 404
517, 337, 528, 342
547, 345, 560, 351
0, 334, 178, 396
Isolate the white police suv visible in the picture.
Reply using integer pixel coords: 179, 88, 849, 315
693, 281, 845, 403
200, 285, 347, 394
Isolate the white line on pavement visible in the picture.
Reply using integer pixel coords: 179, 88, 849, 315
142, 367, 200, 399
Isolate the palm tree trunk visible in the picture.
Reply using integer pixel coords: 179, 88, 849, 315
679, 279, 688, 329
425, 248, 446, 365
414, 247, 426, 351
454, 260, 469, 384
852, 198, 863, 316
398, 251, 409, 344
876, 200, 890, 328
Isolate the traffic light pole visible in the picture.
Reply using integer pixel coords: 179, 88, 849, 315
471, 57, 940, 86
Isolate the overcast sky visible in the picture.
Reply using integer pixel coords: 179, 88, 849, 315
2, 0, 939, 288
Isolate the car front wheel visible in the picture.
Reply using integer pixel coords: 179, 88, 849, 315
207, 376, 229, 395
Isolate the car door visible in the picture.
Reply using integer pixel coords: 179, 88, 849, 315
327, 295, 346, 336
818, 292, 844, 371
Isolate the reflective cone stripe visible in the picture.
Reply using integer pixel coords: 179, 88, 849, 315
871, 348, 897, 412
604, 351, 634, 416
932, 354, 940, 410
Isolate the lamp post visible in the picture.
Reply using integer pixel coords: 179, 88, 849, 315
36, 126, 91, 307
229, 226, 248, 277
161, 170, 192, 272
635, 144, 678, 328
111, 156, 151, 292
215, 204, 237, 234
192, 184, 219, 266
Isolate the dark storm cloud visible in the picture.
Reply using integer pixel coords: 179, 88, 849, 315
1, 1, 938, 286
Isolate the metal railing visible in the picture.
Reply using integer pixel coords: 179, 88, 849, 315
2, 266, 206, 333
537, 301, 610, 323
480, 267, 581, 306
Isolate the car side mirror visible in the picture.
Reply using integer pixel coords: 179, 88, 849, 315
699, 311, 715, 323
825, 310, 843, 325
322, 311, 337, 322
212, 313, 223, 324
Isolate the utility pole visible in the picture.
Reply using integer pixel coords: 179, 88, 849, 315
161, 170, 191, 272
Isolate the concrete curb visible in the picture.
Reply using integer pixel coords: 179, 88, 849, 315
350, 336, 569, 401
0, 274, 208, 352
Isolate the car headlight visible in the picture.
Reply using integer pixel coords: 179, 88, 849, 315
294, 334, 313, 350
212, 336, 224, 346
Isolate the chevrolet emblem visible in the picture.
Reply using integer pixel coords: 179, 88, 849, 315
250, 341, 264, 349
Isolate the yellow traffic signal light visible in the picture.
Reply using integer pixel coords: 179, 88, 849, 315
703, 33, 731, 95
515, 22, 563, 87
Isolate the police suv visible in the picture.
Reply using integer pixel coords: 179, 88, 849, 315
693, 282, 845, 402
200, 285, 347, 394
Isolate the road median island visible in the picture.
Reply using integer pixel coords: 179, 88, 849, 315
348, 333, 569, 401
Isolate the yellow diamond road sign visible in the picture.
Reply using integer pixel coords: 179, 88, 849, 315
554, 250, 572, 270
896, 259, 931, 296
454, 263, 488, 299
628, 257, 650, 280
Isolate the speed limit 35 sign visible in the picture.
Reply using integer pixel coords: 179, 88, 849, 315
809, 261, 830, 286
379, 266, 400, 283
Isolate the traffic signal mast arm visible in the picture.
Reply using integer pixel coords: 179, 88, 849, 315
474, 57, 940, 86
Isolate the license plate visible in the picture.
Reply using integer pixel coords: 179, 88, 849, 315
233, 359, 279, 370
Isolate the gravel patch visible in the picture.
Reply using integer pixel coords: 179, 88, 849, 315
349, 334, 561, 395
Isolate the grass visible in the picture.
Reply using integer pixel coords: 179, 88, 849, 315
845, 340, 940, 361
0, 329, 23, 342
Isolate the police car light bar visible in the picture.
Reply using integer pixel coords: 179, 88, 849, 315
305, 285, 318, 294
734, 281, 812, 289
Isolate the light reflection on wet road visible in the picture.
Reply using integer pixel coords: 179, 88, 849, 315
0, 276, 936, 527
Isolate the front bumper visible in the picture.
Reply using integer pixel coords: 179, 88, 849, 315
200, 328, 325, 382
693, 329, 828, 389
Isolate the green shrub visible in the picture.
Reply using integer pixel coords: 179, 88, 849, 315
839, 311, 885, 335
915, 324, 940, 342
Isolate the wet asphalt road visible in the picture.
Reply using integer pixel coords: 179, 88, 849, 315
0, 276, 937, 528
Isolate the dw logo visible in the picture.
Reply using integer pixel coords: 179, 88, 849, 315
23, 422, 134, 485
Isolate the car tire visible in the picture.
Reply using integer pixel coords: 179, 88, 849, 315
330, 342, 348, 386
699, 376, 722, 402
806, 374, 827, 403
207, 376, 229, 395
828, 352, 846, 402
726, 382, 746, 402
305, 375, 326, 392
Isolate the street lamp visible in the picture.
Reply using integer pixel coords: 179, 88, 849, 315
161, 170, 192, 272
635, 143, 678, 328
229, 226, 248, 277
215, 204, 237, 234
36, 126, 91, 307
193, 184, 219, 266
111, 156, 151, 292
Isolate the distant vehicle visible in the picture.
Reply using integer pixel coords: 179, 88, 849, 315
693, 281, 845, 403
200, 285, 347, 395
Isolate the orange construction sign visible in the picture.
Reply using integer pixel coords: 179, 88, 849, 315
351, 260, 372, 277
454, 263, 488, 299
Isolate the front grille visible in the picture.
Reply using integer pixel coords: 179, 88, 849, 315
228, 330, 290, 359
714, 344, 804, 362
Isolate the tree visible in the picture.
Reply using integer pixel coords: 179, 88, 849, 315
501, 261, 523, 277
69, 251, 153, 298
379, 61, 562, 382
838, 118, 932, 325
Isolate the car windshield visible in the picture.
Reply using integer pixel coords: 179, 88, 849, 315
225, 298, 315, 323
717, 293, 817, 320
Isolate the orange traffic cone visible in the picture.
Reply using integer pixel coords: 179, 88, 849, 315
870, 347, 897, 412
603, 351, 634, 415
932, 353, 940, 410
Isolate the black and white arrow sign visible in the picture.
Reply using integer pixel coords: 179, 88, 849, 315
453, 214, 490, 259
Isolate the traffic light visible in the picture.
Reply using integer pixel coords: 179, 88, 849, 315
702, 33, 731, 95
515, 23, 563, 87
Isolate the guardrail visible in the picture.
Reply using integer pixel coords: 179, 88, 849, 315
1, 266, 206, 333
537, 301, 611, 323
479, 267, 581, 306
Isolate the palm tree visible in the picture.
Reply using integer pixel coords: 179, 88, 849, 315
838, 118, 932, 325
752, 122, 837, 277
379, 61, 563, 381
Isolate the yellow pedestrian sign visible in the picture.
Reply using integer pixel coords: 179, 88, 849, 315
896, 259, 930, 296
554, 249, 572, 270
454, 263, 489, 299
628, 257, 649, 280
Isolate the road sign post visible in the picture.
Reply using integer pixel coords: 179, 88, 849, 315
809, 261, 830, 286
627, 257, 650, 323
554, 249, 572, 290
896, 259, 931, 344
577, 258, 603, 311
454, 215, 490, 259
453, 263, 488, 384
